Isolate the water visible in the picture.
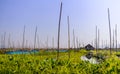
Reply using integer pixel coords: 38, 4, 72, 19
6, 50, 39, 54
45, 49, 68, 52
58, 49, 68, 52
81, 56, 99, 64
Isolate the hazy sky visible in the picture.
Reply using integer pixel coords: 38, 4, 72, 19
0, 0, 120, 48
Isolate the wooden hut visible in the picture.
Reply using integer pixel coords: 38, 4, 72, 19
85, 44, 94, 50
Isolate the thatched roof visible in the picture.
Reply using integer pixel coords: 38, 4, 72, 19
85, 44, 94, 50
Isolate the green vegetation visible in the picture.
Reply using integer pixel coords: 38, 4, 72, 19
0, 49, 120, 74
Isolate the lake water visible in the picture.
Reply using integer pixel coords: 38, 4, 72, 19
58, 49, 68, 52
6, 50, 39, 54
45, 49, 68, 52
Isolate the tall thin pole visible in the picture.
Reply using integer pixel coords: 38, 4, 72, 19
107, 8, 112, 55
76, 37, 78, 49
8, 33, 11, 48
113, 29, 114, 50
52, 37, 54, 49
4, 32, 6, 48
46, 36, 48, 50
22, 26, 25, 50
57, 2, 62, 60
115, 24, 117, 52
102, 40, 103, 49
67, 16, 70, 58
0, 36, 2, 49
34, 26, 37, 50
1, 35, 3, 49
106, 40, 107, 48
73, 29, 75, 49
98, 29, 100, 49
79, 39, 81, 48
96, 26, 97, 53
79, 43, 80, 49
37, 35, 40, 49
26, 40, 28, 48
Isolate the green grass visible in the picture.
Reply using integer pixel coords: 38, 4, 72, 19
0, 49, 120, 74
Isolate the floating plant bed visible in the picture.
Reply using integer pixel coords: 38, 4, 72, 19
81, 52, 105, 64
5, 50, 39, 54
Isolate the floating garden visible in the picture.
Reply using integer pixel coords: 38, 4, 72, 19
0, 49, 120, 74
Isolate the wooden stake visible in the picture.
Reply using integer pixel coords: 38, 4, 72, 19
52, 37, 54, 49
102, 40, 103, 49
8, 33, 11, 48
26, 40, 28, 48
34, 26, 37, 50
4, 32, 6, 48
46, 36, 48, 50
67, 16, 70, 58
37, 35, 40, 49
73, 29, 75, 50
113, 29, 114, 50
115, 24, 117, 52
22, 25, 25, 50
98, 29, 100, 49
96, 26, 97, 53
76, 37, 78, 49
107, 8, 112, 55
57, 2, 62, 60
0, 35, 2, 49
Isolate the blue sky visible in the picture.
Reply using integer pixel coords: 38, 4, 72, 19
0, 0, 120, 48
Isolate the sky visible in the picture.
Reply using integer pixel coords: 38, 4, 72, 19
0, 0, 120, 48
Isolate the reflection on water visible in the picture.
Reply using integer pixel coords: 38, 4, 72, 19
81, 56, 99, 64
6, 50, 39, 54
58, 49, 68, 52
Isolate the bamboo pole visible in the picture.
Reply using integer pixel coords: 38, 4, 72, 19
113, 29, 114, 50
22, 26, 25, 51
8, 33, 11, 48
102, 40, 103, 49
106, 40, 107, 48
4, 32, 6, 49
67, 16, 70, 58
46, 36, 48, 50
34, 26, 37, 50
1, 35, 3, 49
52, 37, 54, 49
76, 37, 78, 49
37, 35, 40, 49
107, 8, 112, 55
79, 39, 81, 48
57, 2, 62, 60
73, 29, 75, 50
96, 26, 97, 53
0, 36, 2, 49
26, 40, 28, 48
79, 43, 80, 49
115, 24, 117, 52
98, 29, 100, 49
